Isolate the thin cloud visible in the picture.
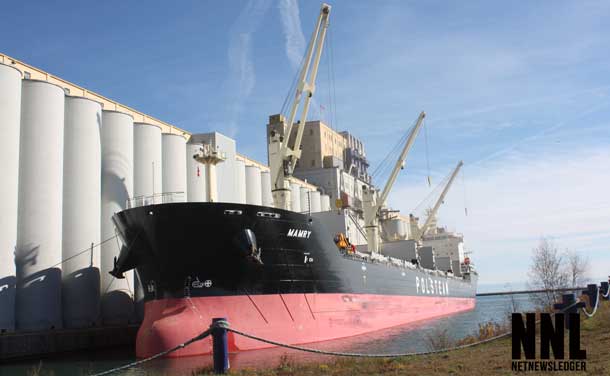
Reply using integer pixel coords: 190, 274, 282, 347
278, 0, 306, 71
223, 0, 272, 136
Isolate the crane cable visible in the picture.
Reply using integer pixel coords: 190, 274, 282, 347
371, 125, 411, 180
424, 118, 432, 187
280, 49, 308, 118
325, 29, 333, 128
370, 134, 407, 188
411, 169, 452, 215
329, 24, 339, 131
462, 165, 468, 216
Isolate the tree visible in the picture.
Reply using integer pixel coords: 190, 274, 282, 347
527, 238, 569, 311
565, 250, 589, 288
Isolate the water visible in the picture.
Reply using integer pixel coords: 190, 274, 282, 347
0, 295, 536, 375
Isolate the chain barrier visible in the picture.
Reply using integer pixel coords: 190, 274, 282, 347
225, 325, 510, 358
89, 326, 214, 376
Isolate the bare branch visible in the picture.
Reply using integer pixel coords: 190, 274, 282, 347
527, 237, 569, 311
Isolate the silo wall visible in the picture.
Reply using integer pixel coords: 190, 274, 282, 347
133, 122, 162, 321
310, 191, 322, 213
290, 183, 301, 213
133, 123, 162, 205
300, 187, 310, 213
320, 194, 331, 211
162, 133, 187, 200
0, 64, 22, 332
62, 96, 102, 328
245, 166, 262, 206
100, 110, 134, 325
235, 159, 246, 204
261, 171, 273, 207
16, 80, 65, 330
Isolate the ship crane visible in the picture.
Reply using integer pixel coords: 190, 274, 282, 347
268, 3, 331, 210
410, 160, 463, 242
362, 111, 426, 253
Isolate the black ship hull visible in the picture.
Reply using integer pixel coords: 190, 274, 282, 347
111, 202, 477, 357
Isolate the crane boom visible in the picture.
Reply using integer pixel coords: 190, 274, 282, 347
377, 111, 426, 208
416, 160, 463, 241
268, 3, 331, 210
362, 111, 425, 253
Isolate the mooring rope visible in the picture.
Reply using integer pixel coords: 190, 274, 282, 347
48, 235, 118, 269
602, 285, 610, 299
581, 285, 600, 318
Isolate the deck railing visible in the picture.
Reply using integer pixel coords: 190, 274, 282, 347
126, 191, 186, 208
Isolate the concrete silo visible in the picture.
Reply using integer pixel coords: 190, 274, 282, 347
260, 170, 274, 207
290, 183, 301, 213
300, 187, 310, 213
16, 80, 65, 330
310, 191, 322, 213
100, 110, 134, 326
0, 64, 22, 332
186, 143, 206, 202
62, 96, 102, 328
245, 166, 262, 206
235, 159, 246, 204
320, 194, 331, 211
133, 123, 162, 205
133, 123, 162, 321
162, 133, 187, 201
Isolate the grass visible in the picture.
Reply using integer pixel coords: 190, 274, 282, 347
196, 300, 610, 376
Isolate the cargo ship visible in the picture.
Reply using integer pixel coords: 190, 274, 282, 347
110, 3, 477, 358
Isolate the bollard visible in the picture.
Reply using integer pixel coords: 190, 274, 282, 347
212, 317, 229, 374
582, 284, 598, 310
553, 293, 584, 329
600, 281, 609, 300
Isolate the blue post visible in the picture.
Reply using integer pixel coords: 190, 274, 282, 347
600, 281, 609, 300
212, 317, 229, 374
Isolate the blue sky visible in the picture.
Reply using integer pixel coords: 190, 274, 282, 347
2, 1, 609, 286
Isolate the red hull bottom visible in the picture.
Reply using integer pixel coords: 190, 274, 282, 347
137, 293, 475, 358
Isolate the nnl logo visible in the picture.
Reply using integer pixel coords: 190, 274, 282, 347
511, 313, 586, 372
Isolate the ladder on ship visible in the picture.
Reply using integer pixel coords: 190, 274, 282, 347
347, 211, 367, 241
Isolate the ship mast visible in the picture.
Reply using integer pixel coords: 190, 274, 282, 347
410, 160, 463, 242
193, 144, 227, 202
268, 3, 331, 210
362, 112, 426, 253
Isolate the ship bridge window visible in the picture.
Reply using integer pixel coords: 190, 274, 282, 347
224, 209, 243, 216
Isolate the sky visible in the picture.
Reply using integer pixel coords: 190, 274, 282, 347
2, 1, 609, 287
